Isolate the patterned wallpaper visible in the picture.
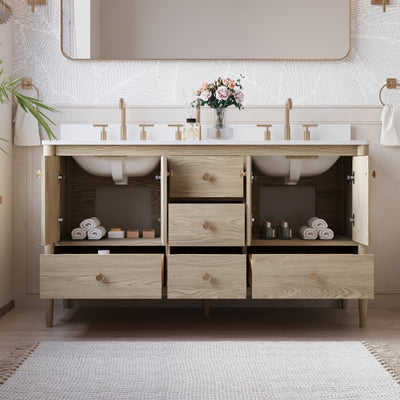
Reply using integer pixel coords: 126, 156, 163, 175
11, 0, 400, 106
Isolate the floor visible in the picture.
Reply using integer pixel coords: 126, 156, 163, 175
1, 302, 400, 360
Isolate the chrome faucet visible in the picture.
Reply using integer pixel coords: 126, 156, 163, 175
284, 98, 292, 141
119, 98, 127, 140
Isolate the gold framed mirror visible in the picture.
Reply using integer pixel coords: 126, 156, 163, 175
61, 0, 351, 61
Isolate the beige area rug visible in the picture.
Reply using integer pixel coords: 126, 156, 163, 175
0, 341, 399, 400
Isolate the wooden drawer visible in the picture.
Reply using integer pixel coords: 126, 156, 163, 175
168, 156, 244, 198
168, 254, 246, 299
251, 254, 374, 299
169, 203, 245, 246
40, 254, 163, 299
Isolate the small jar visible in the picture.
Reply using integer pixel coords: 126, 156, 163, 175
183, 118, 200, 141
277, 221, 292, 240
260, 221, 276, 240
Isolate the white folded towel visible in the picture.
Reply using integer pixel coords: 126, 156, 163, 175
380, 105, 400, 146
307, 217, 328, 232
80, 217, 101, 231
13, 103, 41, 146
71, 228, 86, 240
299, 226, 318, 240
318, 228, 334, 240
87, 226, 106, 240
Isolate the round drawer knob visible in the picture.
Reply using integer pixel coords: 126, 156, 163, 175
202, 172, 212, 181
96, 273, 105, 282
36, 170, 42, 178
202, 273, 212, 282
309, 273, 319, 282
202, 221, 212, 231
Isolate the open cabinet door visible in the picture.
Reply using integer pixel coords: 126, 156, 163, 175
161, 156, 167, 246
246, 156, 252, 246
41, 156, 60, 246
352, 156, 370, 247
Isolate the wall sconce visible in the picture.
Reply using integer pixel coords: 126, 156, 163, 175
27, 0, 46, 13
371, 0, 389, 13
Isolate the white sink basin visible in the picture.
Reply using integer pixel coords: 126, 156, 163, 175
253, 155, 339, 185
73, 156, 159, 185
58, 124, 162, 184
250, 124, 351, 184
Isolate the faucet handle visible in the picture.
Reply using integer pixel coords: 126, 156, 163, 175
93, 124, 108, 141
139, 124, 154, 141
168, 124, 183, 141
257, 124, 272, 141
303, 124, 318, 141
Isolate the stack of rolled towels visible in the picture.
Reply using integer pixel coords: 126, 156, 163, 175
299, 217, 334, 240
71, 217, 106, 240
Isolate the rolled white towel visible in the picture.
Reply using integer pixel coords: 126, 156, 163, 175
299, 226, 318, 240
71, 228, 86, 240
307, 217, 328, 232
80, 217, 101, 231
87, 226, 106, 240
318, 228, 334, 240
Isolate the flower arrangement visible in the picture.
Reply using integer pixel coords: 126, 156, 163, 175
191, 76, 244, 140
191, 76, 244, 110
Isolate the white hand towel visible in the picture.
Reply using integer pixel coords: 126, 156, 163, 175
380, 105, 400, 146
318, 228, 334, 240
13, 103, 41, 146
307, 217, 328, 232
87, 226, 106, 240
80, 217, 101, 231
71, 228, 86, 240
299, 226, 318, 240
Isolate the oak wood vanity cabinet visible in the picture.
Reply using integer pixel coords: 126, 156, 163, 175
40, 143, 373, 328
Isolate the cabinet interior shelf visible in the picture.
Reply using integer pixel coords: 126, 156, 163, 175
251, 235, 357, 247
56, 237, 163, 247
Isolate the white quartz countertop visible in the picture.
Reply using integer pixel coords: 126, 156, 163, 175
42, 140, 369, 146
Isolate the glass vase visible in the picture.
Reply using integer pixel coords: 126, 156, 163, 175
207, 108, 233, 140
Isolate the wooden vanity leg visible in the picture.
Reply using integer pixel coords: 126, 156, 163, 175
46, 299, 54, 328
358, 299, 368, 328
63, 299, 72, 309
202, 300, 210, 319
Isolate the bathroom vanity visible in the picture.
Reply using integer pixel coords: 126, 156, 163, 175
40, 140, 374, 328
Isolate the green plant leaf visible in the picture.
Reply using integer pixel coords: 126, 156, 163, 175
0, 137, 8, 155
8, 88, 58, 140
0, 67, 58, 147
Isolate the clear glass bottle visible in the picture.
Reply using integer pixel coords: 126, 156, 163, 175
183, 118, 200, 141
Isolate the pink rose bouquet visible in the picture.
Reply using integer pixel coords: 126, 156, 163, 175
192, 76, 244, 110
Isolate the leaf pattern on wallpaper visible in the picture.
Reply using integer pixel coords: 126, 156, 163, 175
11, 0, 400, 106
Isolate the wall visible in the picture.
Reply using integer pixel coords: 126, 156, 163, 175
0, 20, 14, 309
10, 0, 400, 307
12, 0, 400, 106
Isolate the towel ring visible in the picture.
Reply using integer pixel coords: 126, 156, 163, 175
12, 78, 40, 105
379, 79, 400, 106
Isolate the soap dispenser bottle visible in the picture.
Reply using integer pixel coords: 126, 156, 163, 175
277, 221, 292, 240
260, 221, 276, 240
